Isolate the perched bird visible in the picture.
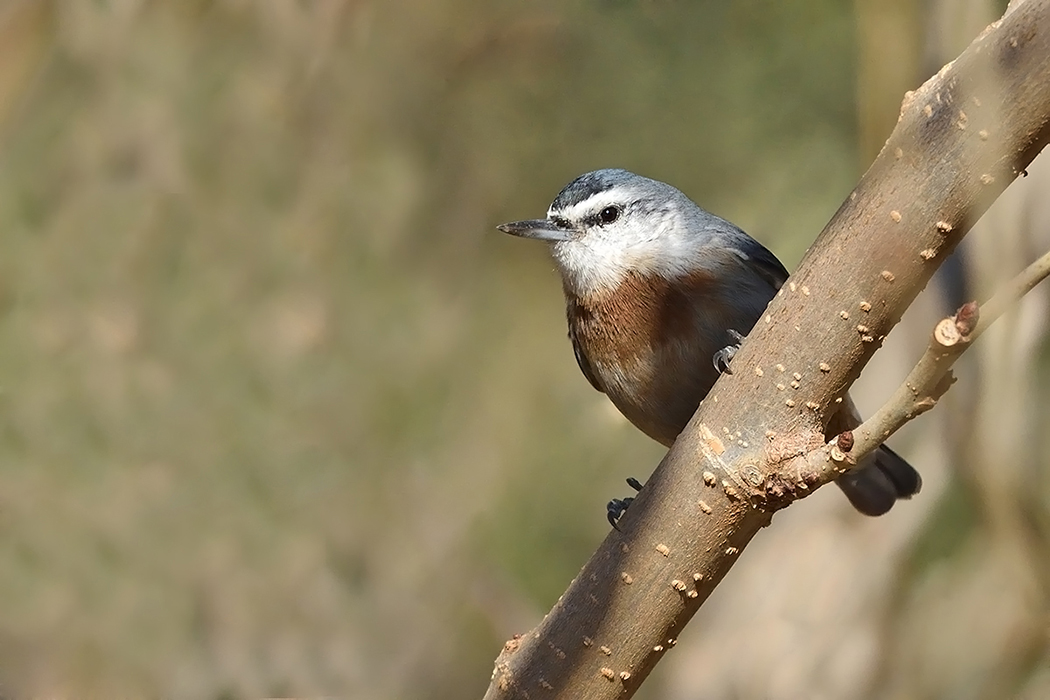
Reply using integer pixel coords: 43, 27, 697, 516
498, 168, 921, 519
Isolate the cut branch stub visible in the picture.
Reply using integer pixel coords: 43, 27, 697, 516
935, 301, 980, 346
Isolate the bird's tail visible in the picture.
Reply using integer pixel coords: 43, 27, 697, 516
835, 445, 923, 516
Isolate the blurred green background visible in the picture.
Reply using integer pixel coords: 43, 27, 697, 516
0, 1, 1047, 698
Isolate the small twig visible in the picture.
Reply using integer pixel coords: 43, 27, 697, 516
974, 248, 1050, 334
847, 248, 1050, 462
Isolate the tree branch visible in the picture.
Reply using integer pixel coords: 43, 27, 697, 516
485, 1, 1050, 698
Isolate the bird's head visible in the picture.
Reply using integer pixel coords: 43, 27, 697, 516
498, 169, 726, 297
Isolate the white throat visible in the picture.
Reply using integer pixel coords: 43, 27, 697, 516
549, 214, 715, 297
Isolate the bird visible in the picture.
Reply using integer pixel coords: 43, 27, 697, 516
498, 168, 921, 521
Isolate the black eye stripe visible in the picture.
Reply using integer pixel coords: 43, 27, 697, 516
552, 200, 636, 229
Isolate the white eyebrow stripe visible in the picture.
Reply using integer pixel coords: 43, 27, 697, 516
549, 189, 631, 221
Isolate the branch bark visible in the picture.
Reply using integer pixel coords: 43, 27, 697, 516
485, 1, 1050, 697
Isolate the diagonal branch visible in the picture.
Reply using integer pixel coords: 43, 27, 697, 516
485, 1, 1050, 698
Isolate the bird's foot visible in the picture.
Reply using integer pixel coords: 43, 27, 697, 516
607, 477, 644, 531
712, 329, 746, 375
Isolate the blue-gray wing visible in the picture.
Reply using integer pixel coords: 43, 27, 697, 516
747, 240, 790, 292
710, 221, 790, 293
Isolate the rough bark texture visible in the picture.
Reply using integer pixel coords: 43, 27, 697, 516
485, 1, 1050, 698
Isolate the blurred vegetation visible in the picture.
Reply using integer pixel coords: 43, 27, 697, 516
0, 1, 1044, 699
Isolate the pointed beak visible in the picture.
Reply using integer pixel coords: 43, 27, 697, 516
497, 218, 574, 242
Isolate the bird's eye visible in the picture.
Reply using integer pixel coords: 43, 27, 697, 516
598, 205, 621, 225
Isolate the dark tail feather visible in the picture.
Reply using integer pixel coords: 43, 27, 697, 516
835, 445, 922, 517
875, 445, 923, 497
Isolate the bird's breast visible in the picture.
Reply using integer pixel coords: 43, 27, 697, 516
566, 270, 730, 445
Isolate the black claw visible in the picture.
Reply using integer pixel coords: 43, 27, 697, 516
712, 347, 735, 375
608, 478, 645, 530
607, 498, 634, 530
712, 330, 746, 375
